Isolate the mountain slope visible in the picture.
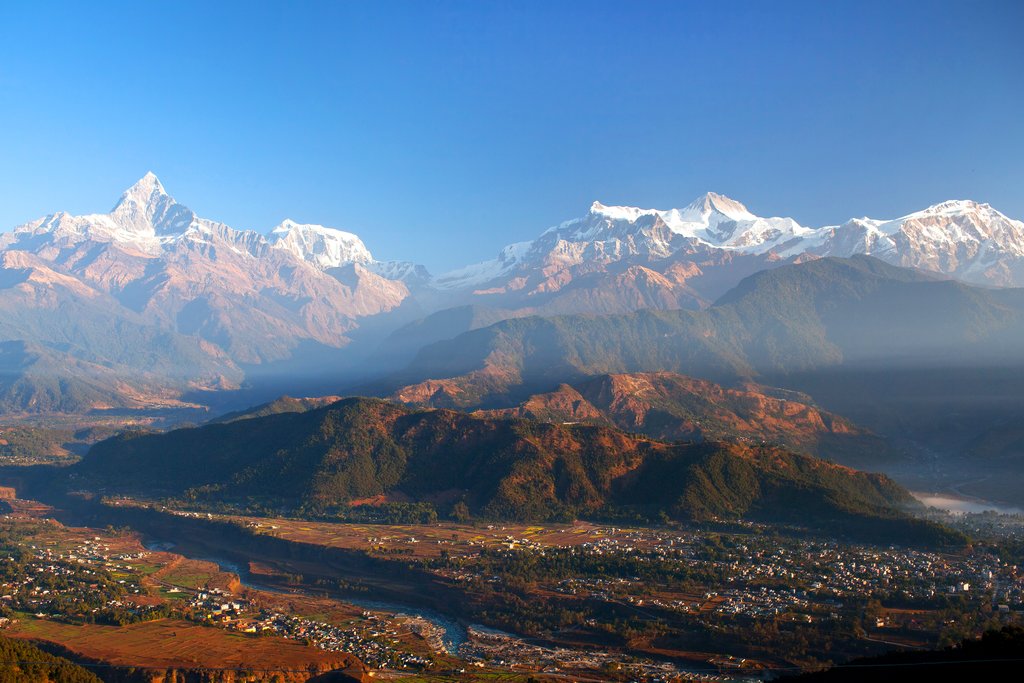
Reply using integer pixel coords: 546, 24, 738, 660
471, 372, 892, 468
382, 257, 1024, 504
384, 257, 1024, 410
72, 398, 954, 543
211, 395, 343, 424
0, 250, 239, 413
0, 635, 102, 683
389, 195, 1024, 355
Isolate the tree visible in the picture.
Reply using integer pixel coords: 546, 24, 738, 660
451, 501, 471, 523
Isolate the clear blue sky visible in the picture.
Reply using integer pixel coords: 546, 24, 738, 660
1, 1, 1021, 272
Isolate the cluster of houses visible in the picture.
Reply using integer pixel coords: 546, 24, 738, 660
186, 587, 432, 669
461, 625, 739, 682
0, 532, 150, 618
0, 522, 436, 671
417, 520, 1022, 637
715, 540, 1016, 605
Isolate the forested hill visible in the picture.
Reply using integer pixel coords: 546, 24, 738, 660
72, 398, 960, 545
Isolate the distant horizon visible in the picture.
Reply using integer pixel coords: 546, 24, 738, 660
1, 0, 1021, 271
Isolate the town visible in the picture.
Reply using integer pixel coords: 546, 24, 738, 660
1, 500, 1022, 680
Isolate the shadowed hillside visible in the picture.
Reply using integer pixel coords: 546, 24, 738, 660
71, 398, 961, 545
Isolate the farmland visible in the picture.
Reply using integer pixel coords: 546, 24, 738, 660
7, 617, 355, 672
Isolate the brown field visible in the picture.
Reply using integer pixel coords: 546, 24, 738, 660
233, 516, 635, 559
149, 554, 239, 592
6, 616, 356, 671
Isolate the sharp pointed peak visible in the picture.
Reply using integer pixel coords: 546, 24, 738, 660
138, 170, 162, 185
685, 192, 753, 219
109, 171, 193, 234
271, 218, 301, 233
112, 171, 174, 212
125, 171, 166, 195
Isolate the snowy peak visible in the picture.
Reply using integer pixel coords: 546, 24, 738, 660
580, 194, 803, 252
588, 201, 658, 223
113, 171, 167, 211
441, 193, 1024, 291
109, 172, 194, 236
681, 192, 756, 222
3, 173, 386, 272
269, 219, 373, 269
914, 199, 991, 216
587, 193, 761, 236
588, 193, 753, 224
901, 199, 1018, 228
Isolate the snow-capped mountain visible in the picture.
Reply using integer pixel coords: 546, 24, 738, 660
4, 173, 385, 267
439, 193, 1024, 291
799, 200, 1024, 285
433, 193, 815, 291
5, 172, 197, 255
269, 219, 374, 269
0, 174, 420, 412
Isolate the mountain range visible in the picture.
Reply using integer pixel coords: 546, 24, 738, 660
472, 372, 893, 467
225, 371, 894, 471
378, 256, 1024, 504
3, 174, 1024, 415
383, 257, 1024, 406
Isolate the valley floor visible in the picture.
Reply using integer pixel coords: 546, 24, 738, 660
2, 493, 1018, 681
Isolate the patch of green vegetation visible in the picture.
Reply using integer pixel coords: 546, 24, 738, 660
0, 635, 102, 683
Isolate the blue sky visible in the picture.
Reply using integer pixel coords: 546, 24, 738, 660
0, 1, 1021, 272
